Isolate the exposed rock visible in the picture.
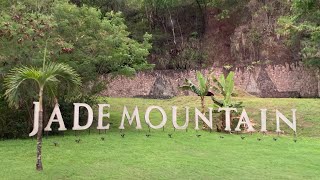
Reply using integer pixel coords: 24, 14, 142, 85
148, 75, 176, 99
101, 64, 320, 98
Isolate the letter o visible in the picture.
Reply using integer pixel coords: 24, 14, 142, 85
145, 106, 167, 129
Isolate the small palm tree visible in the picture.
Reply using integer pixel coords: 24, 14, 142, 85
3, 48, 81, 171
180, 71, 213, 117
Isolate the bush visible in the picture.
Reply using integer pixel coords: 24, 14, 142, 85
0, 97, 30, 139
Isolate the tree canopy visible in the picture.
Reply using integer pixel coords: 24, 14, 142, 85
0, 0, 153, 95
278, 0, 320, 67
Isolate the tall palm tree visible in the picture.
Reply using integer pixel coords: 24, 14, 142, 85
180, 71, 213, 121
3, 48, 81, 171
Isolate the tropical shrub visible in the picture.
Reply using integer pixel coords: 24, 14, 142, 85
211, 71, 243, 131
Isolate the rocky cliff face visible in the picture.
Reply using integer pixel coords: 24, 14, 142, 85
204, 0, 298, 68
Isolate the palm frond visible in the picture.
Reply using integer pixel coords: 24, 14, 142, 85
4, 66, 42, 108
4, 62, 82, 108
197, 72, 209, 96
180, 78, 201, 95
219, 74, 226, 93
211, 71, 239, 108
225, 71, 235, 94
42, 62, 82, 95
44, 80, 59, 105
212, 74, 223, 93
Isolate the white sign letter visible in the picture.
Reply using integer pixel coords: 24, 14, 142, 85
44, 104, 66, 131
235, 109, 255, 132
145, 106, 167, 129
172, 106, 189, 130
195, 108, 213, 130
276, 109, 296, 132
97, 104, 110, 130
119, 106, 142, 129
218, 107, 237, 131
260, 109, 267, 132
72, 103, 93, 130
29, 102, 40, 137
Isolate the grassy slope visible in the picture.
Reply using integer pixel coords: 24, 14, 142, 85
0, 96, 319, 179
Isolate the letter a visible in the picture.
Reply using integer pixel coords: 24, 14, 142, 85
45, 104, 66, 131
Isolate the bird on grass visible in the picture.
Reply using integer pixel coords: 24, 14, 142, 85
121, 134, 125, 138
168, 134, 173, 138
257, 138, 262, 141
196, 134, 201, 138
53, 142, 58, 146
219, 136, 224, 139
146, 134, 151, 138
241, 136, 245, 140
273, 137, 278, 141
101, 137, 105, 141
75, 139, 81, 143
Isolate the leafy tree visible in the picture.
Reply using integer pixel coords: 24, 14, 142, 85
0, 0, 153, 93
0, 0, 154, 138
54, 4, 153, 79
211, 71, 242, 131
4, 48, 81, 171
278, 0, 320, 67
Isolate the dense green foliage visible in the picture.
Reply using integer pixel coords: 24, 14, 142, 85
71, 0, 249, 69
278, 0, 320, 67
0, 0, 153, 85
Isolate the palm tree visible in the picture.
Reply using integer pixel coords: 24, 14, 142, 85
3, 48, 81, 171
180, 71, 213, 122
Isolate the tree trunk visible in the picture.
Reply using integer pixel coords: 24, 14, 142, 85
195, 0, 207, 37
36, 87, 44, 171
216, 111, 226, 132
201, 96, 205, 114
201, 96, 209, 129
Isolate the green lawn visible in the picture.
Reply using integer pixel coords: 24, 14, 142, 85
0, 96, 320, 179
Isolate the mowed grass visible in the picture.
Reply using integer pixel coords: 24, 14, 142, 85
0, 96, 320, 179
